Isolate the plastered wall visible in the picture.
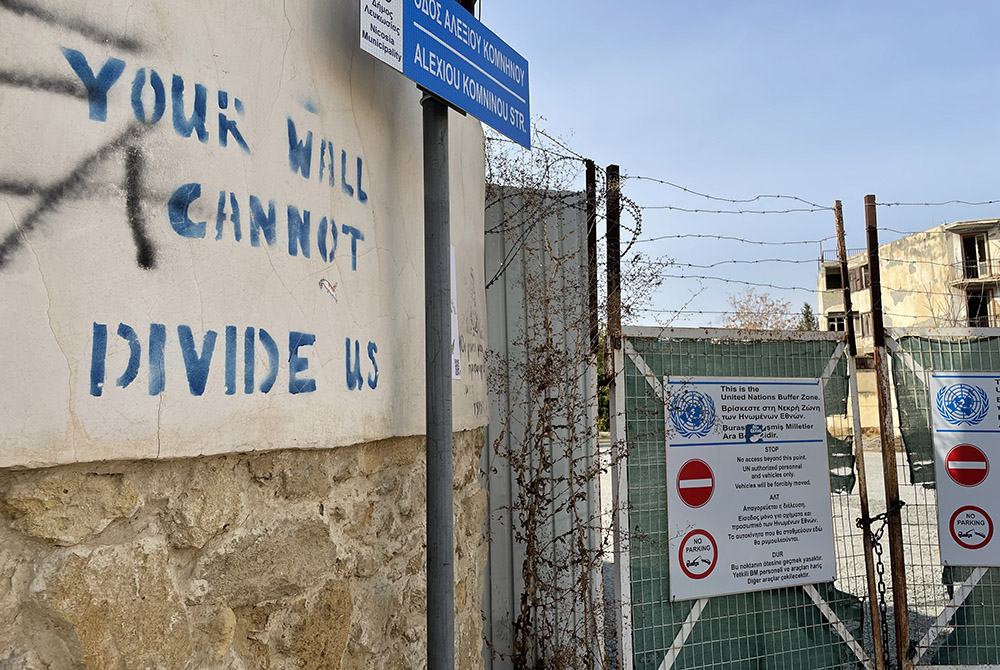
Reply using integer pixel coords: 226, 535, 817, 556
1, 2, 490, 668
0, 0, 488, 467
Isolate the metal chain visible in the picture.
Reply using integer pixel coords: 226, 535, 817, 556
871, 521, 893, 667
858, 500, 906, 668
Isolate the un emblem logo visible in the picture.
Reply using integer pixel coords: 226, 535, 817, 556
670, 389, 716, 438
937, 383, 990, 426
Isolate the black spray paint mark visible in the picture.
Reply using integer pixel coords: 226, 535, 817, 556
124, 143, 155, 269
0, 124, 155, 270
0, 70, 86, 99
0, 179, 42, 196
0, 0, 141, 52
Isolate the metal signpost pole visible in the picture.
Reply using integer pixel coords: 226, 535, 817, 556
423, 91, 454, 670
358, 1, 526, 664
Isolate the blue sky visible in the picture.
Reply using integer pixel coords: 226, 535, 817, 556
478, 2, 1000, 325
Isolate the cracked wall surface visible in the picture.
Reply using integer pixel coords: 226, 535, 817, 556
0, 428, 488, 670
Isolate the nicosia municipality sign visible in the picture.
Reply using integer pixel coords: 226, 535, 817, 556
360, 0, 530, 148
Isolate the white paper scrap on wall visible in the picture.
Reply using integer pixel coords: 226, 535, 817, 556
451, 245, 461, 380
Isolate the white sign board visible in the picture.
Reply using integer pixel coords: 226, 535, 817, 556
665, 377, 837, 601
930, 372, 1000, 565
360, 0, 404, 71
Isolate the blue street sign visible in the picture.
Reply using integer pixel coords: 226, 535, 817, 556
361, 0, 530, 148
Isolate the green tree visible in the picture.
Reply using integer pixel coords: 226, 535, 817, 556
797, 302, 818, 331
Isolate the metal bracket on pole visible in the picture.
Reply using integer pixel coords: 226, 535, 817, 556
418, 86, 468, 116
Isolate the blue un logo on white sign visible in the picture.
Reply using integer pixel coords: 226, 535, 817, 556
937, 383, 990, 426
670, 389, 716, 438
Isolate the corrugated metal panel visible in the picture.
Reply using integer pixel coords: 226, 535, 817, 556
482, 185, 601, 669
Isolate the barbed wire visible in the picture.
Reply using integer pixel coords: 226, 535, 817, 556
876, 227, 940, 237
619, 193, 642, 254
877, 285, 976, 298
672, 258, 817, 269
881, 311, 965, 321
876, 200, 1000, 208
626, 175, 832, 210
489, 130, 835, 217
645, 308, 805, 317
534, 128, 592, 165
638, 204, 829, 215
656, 273, 815, 293
487, 125, 1000, 330
636, 233, 834, 246
826, 254, 994, 273
880, 257, 963, 269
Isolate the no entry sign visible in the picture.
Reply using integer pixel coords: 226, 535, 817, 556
677, 459, 715, 508
946, 444, 989, 487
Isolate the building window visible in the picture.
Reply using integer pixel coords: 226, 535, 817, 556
962, 233, 989, 279
968, 290, 992, 327
851, 312, 873, 337
825, 267, 843, 290
827, 313, 846, 331
849, 265, 871, 293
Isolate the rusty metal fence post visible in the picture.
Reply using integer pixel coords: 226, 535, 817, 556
865, 194, 912, 670
836, 200, 887, 670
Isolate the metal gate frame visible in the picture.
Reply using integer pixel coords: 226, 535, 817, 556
612, 325, 877, 670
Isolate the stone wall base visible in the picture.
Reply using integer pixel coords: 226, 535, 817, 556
0, 429, 486, 670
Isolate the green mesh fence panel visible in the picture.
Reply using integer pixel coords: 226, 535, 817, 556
892, 335, 1000, 487
625, 334, 868, 670
887, 333, 1000, 666
827, 433, 857, 496
925, 566, 1000, 665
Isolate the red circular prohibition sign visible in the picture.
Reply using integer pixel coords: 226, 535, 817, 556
950, 506, 994, 550
678, 529, 718, 580
677, 459, 715, 508
946, 444, 989, 487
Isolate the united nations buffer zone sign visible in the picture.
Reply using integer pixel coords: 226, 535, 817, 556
664, 377, 837, 601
